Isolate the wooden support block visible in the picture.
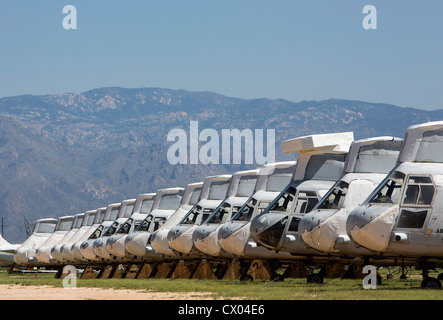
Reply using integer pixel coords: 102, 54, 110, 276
125, 264, 141, 279
222, 260, 242, 280
99, 265, 116, 279
137, 263, 156, 279
171, 260, 192, 279
80, 265, 97, 279
247, 260, 272, 281
155, 262, 175, 279
192, 260, 216, 280
112, 264, 127, 278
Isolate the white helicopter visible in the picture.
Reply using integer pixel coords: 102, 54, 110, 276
148, 182, 204, 257
70, 207, 107, 263
50, 212, 86, 264
105, 192, 157, 260
346, 121, 443, 288
34, 215, 75, 265
58, 209, 99, 263
252, 136, 402, 283
91, 198, 137, 261
14, 218, 57, 266
164, 174, 232, 256
220, 132, 353, 262
112, 187, 185, 261
193, 162, 296, 258
79, 202, 121, 262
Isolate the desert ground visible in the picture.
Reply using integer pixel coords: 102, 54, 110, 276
0, 284, 215, 300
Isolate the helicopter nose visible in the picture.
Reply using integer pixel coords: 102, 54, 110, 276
218, 222, 249, 256
125, 232, 150, 257
193, 224, 221, 256
150, 229, 175, 256
250, 213, 288, 249
299, 209, 344, 253
167, 225, 195, 254
346, 204, 399, 252
106, 234, 126, 258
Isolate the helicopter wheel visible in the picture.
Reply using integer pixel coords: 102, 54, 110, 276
307, 272, 324, 284
421, 277, 442, 289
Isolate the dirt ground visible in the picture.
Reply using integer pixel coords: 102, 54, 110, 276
0, 284, 216, 300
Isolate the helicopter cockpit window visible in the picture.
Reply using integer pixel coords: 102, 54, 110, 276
116, 219, 132, 234
103, 222, 118, 236
397, 176, 435, 229
207, 203, 231, 224
367, 172, 405, 204
317, 182, 349, 210
89, 226, 103, 240
232, 198, 257, 221
137, 215, 153, 232
268, 187, 296, 213
180, 205, 202, 225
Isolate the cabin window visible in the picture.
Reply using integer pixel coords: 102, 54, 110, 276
397, 209, 429, 229
153, 217, 167, 231
103, 222, 118, 236
397, 175, 435, 229
401, 176, 435, 206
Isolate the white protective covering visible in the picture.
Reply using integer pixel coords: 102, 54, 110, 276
350, 205, 400, 252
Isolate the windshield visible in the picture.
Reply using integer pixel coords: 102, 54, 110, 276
89, 226, 103, 240
232, 198, 257, 221
206, 203, 231, 224
116, 219, 132, 234
103, 221, 119, 237
136, 215, 153, 232
267, 186, 297, 213
367, 171, 405, 204
316, 181, 349, 210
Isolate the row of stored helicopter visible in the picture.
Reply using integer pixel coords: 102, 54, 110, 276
5, 120, 443, 288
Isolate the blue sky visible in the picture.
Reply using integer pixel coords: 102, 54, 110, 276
0, 1, 442, 110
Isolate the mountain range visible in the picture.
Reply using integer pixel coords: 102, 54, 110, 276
0, 86, 441, 243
